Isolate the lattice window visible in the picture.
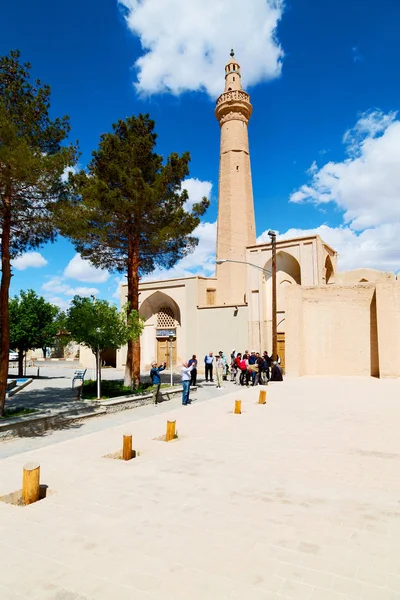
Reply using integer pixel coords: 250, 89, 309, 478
157, 306, 176, 328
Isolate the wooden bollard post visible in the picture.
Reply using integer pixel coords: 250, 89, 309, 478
234, 400, 241, 414
22, 462, 40, 506
259, 390, 267, 404
122, 433, 133, 461
165, 420, 176, 442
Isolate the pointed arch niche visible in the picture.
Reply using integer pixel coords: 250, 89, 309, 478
139, 291, 182, 367
139, 291, 181, 326
263, 251, 301, 314
325, 255, 335, 284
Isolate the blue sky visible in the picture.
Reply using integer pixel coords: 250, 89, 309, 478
2, 0, 400, 307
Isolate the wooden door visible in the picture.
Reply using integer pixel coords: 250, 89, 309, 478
277, 333, 285, 372
157, 338, 177, 366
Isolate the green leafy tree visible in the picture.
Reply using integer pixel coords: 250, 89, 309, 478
66, 296, 143, 398
0, 50, 77, 415
57, 114, 208, 388
9, 290, 59, 376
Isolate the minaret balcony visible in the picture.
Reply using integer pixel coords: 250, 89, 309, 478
216, 89, 250, 105
215, 89, 252, 124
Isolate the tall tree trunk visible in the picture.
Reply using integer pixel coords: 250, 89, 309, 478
124, 233, 140, 388
18, 349, 24, 378
0, 201, 12, 416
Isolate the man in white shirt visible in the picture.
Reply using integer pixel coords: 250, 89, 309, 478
181, 362, 194, 405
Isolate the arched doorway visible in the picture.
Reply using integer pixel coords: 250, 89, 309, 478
263, 251, 302, 369
156, 306, 178, 365
139, 292, 181, 367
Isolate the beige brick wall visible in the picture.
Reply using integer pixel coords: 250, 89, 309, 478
286, 284, 379, 377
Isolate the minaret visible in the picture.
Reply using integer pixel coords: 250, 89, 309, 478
215, 50, 256, 305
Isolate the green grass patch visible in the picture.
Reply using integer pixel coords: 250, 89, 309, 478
1, 407, 39, 419
82, 379, 170, 400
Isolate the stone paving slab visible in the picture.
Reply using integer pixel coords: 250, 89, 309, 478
1, 377, 400, 599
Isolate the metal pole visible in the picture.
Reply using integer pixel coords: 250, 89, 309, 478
170, 337, 173, 387
96, 348, 101, 399
258, 269, 262, 351
271, 233, 277, 362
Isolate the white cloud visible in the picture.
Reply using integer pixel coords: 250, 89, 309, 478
63, 254, 110, 283
111, 276, 126, 300
119, 0, 284, 97
259, 224, 400, 273
142, 220, 217, 281
266, 109, 400, 273
181, 178, 212, 210
42, 276, 99, 297
43, 296, 71, 311
12, 252, 48, 271
61, 165, 77, 183
290, 110, 400, 231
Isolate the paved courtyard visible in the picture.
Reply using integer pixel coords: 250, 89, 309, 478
1, 376, 400, 599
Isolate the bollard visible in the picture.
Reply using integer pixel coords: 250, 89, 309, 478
258, 390, 267, 404
122, 433, 133, 461
165, 420, 176, 442
234, 400, 241, 414
22, 462, 40, 505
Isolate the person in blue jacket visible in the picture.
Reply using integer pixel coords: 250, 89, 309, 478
150, 361, 166, 404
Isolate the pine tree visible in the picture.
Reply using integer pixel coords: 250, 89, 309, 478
0, 50, 77, 415
57, 114, 208, 387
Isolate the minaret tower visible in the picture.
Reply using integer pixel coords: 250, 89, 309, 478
215, 50, 256, 305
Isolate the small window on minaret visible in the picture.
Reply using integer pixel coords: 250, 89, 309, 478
228, 87, 232, 91
233, 77, 235, 81
233, 65, 236, 71
236, 166, 239, 171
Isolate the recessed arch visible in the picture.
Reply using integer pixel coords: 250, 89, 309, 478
264, 251, 301, 285
325, 255, 334, 284
139, 291, 181, 325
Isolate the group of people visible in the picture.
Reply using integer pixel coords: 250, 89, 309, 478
149, 348, 283, 407
204, 350, 283, 387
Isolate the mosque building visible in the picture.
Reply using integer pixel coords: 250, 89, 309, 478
106, 53, 400, 378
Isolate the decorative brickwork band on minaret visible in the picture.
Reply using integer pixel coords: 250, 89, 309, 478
215, 51, 256, 306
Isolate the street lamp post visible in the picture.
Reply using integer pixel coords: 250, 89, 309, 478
268, 231, 277, 362
168, 334, 174, 387
95, 327, 101, 400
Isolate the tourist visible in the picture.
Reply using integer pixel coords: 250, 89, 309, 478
181, 361, 194, 405
256, 352, 265, 385
188, 354, 197, 387
234, 352, 242, 384
230, 356, 237, 382
248, 351, 257, 386
204, 351, 214, 382
150, 361, 166, 405
219, 350, 229, 380
239, 354, 248, 386
263, 351, 271, 382
270, 361, 283, 382
230, 349, 236, 362
215, 352, 225, 389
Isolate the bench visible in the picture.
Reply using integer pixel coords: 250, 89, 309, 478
72, 369, 87, 389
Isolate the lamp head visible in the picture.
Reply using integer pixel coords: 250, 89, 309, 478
267, 230, 276, 237
216, 259, 227, 265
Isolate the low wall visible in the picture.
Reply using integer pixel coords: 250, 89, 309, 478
0, 385, 188, 440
